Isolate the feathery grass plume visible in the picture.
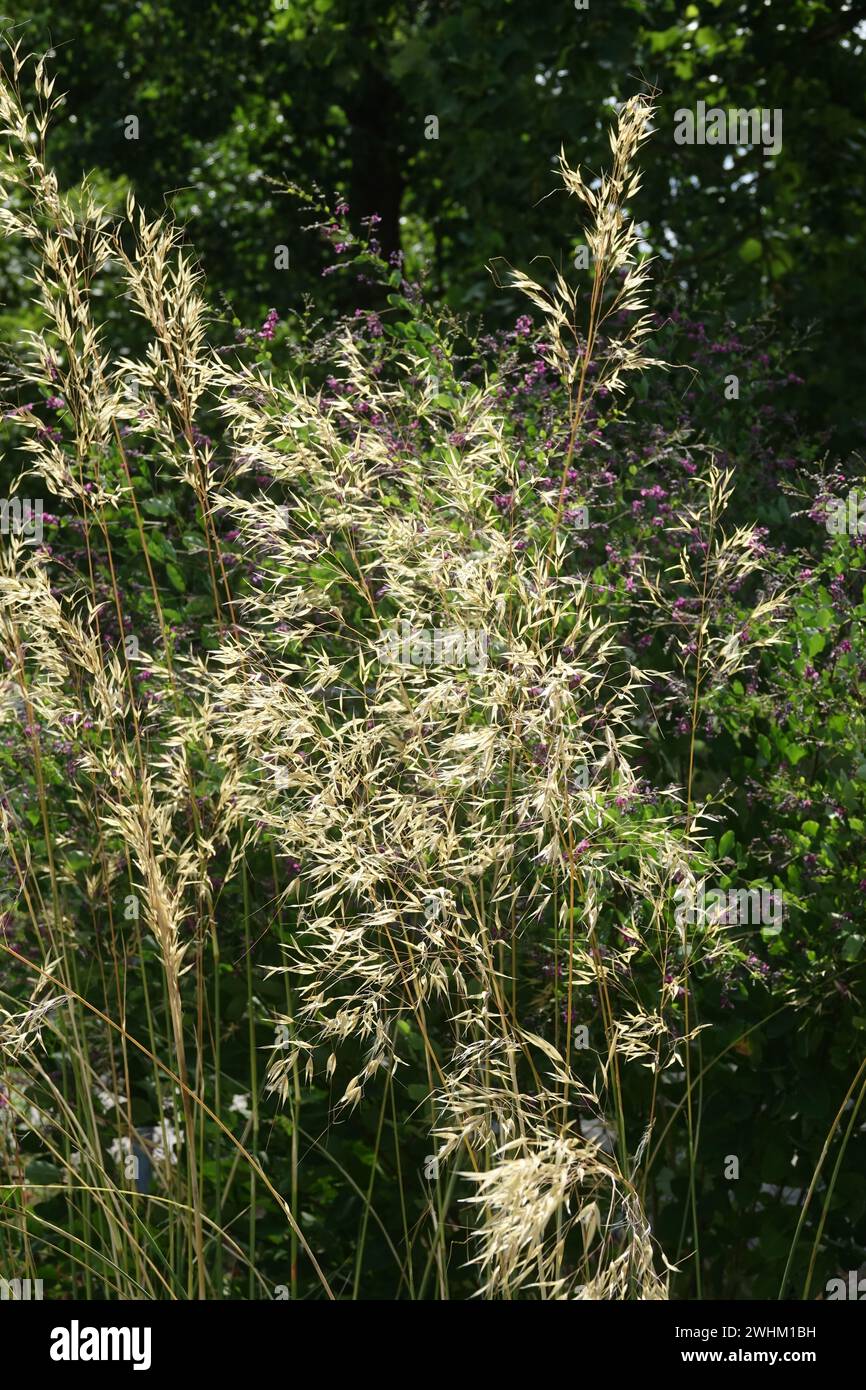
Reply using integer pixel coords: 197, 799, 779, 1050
186, 90, 736, 1300
464, 1129, 669, 1300
495, 90, 664, 539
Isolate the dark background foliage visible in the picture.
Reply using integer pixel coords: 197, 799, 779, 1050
6, 0, 866, 447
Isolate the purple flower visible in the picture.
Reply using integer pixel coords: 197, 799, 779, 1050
258, 308, 279, 341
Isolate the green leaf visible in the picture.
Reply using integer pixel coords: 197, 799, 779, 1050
648, 25, 681, 53
166, 562, 186, 592
761, 921, 783, 940
185, 596, 212, 617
